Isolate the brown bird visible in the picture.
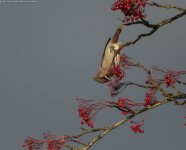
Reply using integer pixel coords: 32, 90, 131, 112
93, 26, 123, 83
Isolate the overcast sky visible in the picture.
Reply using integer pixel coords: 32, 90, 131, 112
0, 0, 186, 150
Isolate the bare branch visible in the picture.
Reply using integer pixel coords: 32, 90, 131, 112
148, 2, 185, 12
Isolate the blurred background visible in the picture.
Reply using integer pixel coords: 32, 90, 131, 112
0, 0, 185, 149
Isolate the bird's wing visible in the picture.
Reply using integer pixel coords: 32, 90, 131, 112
101, 37, 111, 67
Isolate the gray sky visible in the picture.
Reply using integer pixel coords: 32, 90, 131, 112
0, 0, 186, 150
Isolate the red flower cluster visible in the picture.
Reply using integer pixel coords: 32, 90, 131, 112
107, 54, 139, 97
77, 99, 108, 128
118, 97, 142, 108
144, 96, 151, 107
111, 66, 125, 82
116, 97, 143, 114
117, 97, 126, 108
130, 124, 144, 133
117, 97, 129, 114
78, 108, 94, 128
23, 133, 65, 150
130, 120, 144, 133
144, 89, 156, 107
107, 55, 129, 97
164, 72, 175, 88
152, 67, 186, 88
111, 0, 148, 22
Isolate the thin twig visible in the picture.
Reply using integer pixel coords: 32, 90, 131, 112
148, 2, 185, 12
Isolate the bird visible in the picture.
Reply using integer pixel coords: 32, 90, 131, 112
93, 26, 123, 83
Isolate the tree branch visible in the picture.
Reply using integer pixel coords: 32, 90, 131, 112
120, 6, 186, 49
148, 2, 185, 11
71, 93, 186, 150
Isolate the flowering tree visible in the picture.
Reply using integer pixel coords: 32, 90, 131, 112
23, 1, 186, 150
